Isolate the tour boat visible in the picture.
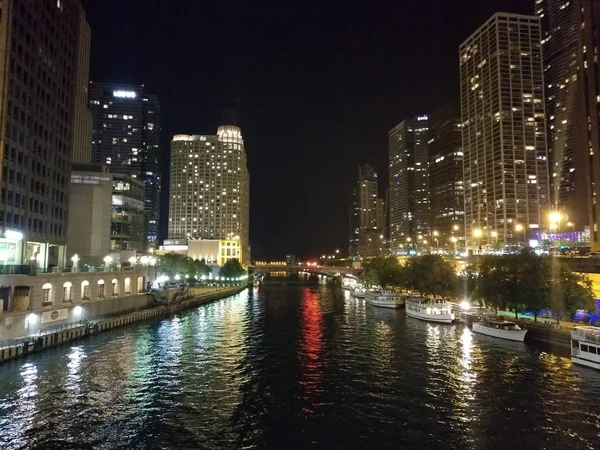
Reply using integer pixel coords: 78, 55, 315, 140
405, 297, 455, 323
352, 286, 366, 299
341, 277, 357, 291
365, 289, 405, 309
571, 326, 600, 370
472, 318, 527, 342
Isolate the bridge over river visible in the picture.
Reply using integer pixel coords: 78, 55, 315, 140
249, 265, 361, 277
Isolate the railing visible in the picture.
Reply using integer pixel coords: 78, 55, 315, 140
0, 319, 88, 350
572, 327, 600, 344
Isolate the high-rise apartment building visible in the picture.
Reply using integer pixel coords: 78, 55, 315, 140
0, 0, 90, 269
536, 0, 588, 230
460, 13, 550, 248
89, 83, 161, 248
388, 116, 429, 254
168, 126, 250, 264
348, 164, 385, 257
428, 103, 464, 247
576, 0, 600, 249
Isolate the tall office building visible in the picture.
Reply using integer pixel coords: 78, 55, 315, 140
536, 0, 588, 230
89, 83, 161, 248
388, 116, 429, 254
460, 13, 550, 248
348, 164, 385, 257
428, 103, 464, 246
168, 126, 250, 264
0, 0, 90, 269
577, 0, 600, 249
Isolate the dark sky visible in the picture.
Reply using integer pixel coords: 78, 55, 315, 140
84, 0, 531, 261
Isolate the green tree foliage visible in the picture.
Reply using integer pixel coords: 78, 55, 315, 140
474, 250, 596, 320
159, 253, 211, 279
362, 256, 404, 287
219, 258, 245, 279
404, 255, 457, 297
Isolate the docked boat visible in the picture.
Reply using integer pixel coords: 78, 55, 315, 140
472, 318, 527, 342
405, 297, 455, 324
571, 326, 600, 370
352, 286, 366, 299
365, 289, 405, 309
341, 276, 357, 291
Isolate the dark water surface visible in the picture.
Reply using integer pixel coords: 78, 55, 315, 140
0, 281, 599, 449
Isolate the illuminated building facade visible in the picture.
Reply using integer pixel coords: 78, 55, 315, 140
168, 126, 250, 264
0, 0, 89, 269
460, 13, 550, 248
388, 116, 430, 253
89, 82, 161, 248
536, 0, 589, 231
428, 103, 464, 246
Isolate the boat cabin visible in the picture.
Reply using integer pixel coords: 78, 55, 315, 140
487, 320, 519, 330
571, 326, 600, 369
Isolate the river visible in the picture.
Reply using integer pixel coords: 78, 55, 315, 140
0, 278, 599, 449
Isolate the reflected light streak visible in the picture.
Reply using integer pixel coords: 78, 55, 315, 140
298, 287, 324, 414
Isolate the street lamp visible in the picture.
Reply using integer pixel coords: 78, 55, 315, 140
515, 224, 526, 243
103, 255, 113, 272
335, 249, 340, 254
473, 228, 483, 254
128, 256, 137, 266
71, 254, 80, 272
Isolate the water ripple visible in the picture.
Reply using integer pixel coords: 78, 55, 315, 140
0, 285, 598, 449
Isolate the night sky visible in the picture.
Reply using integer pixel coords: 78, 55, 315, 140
84, 0, 531, 261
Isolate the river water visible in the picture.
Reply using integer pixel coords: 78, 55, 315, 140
0, 278, 599, 449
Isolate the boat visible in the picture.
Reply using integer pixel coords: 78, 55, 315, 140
365, 289, 405, 308
341, 276, 357, 291
571, 326, 600, 370
352, 286, 366, 299
405, 297, 455, 324
472, 318, 527, 342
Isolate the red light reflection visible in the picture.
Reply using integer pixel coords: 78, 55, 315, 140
298, 288, 324, 414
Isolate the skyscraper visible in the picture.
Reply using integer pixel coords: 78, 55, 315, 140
576, 0, 600, 249
536, 0, 589, 230
460, 13, 550, 248
428, 103, 464, 247
348, 164, 385, 257
388, 116, 429, 254
168, 126, 250, 264
0, 0, 90, 269
89, 83, 161, 248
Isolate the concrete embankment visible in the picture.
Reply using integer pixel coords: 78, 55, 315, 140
0, 285, 247, 364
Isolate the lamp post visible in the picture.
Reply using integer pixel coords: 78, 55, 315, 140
515, 224, 525, 244
103, 255, 113, 272
432, 230, 439, 252
473, 228, 483, 254
71, 254, 80, 273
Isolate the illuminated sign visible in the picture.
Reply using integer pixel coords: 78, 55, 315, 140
200, 136, 207, 141
417, 115, 428, 121
113, 90, 136, 98
71, 174, 111, 185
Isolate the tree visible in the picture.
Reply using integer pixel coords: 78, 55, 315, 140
361, 256, 404, 287
193, 258, 211, 277
158, 253, 190, 278
549, 263, 596, 322
405, 255, 457, 297
220, 258, 245, 279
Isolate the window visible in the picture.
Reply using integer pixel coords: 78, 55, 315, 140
97, 280, 105, 298
124, 277, 131, 295
63, 282, 72, 303
581, 344, 589, 352
590, 346, 598, 355
111, 279, 118, 296
81, 281, 90, 300
42, 283, 52, 306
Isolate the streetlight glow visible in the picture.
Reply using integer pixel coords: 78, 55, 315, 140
515, 224, 524, 232
473, 228, 483, 238
548, 211, 562, 223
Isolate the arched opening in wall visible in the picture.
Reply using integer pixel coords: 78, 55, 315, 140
41, 283, 53, 306
97, 280, 105, 299
137, 276, 144, 293
111, 278, 118, 297
81, 281, 90, 300
124, 277, 131, 295
63, 281, 72, 303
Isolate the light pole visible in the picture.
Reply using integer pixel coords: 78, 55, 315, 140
432, 230, 439, 253
473, 228, 483, 254
71, 254, 79, 273
103, 255, 113, 272
515, 224, 525, 244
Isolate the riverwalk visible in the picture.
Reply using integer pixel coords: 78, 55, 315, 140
0, 284, 247, 364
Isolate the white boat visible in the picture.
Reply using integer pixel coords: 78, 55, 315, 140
472, 319, 527, 342
341, 277, 357, 291
405, 297, 455, 323
571, 326, 600, 370
352, 286, 366, 299
365, 290, 405, 309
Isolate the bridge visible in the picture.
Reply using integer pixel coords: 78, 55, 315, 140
249, 265, 361, 277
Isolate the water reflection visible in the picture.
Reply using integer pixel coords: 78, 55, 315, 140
298, 287, 324, 414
